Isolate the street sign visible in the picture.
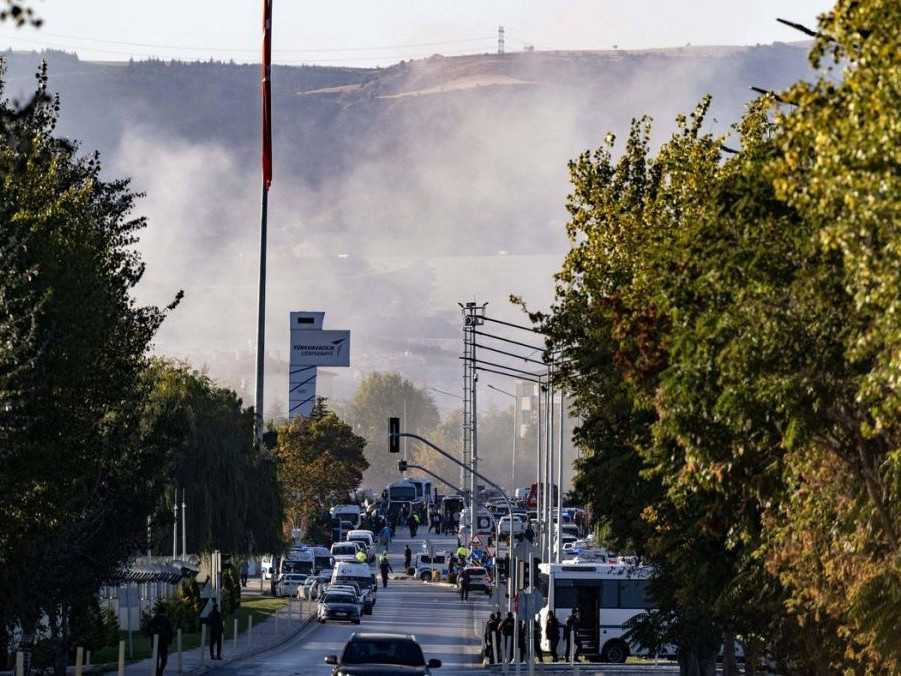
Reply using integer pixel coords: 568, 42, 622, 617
290, 329, 350, 367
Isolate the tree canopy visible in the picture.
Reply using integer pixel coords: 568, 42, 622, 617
535, 0, 900, 672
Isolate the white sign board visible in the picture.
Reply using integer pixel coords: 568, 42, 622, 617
290, 330, 351, 367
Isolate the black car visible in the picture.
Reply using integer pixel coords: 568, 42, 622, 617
325, 633, 442, 675
318, 591, 362, 624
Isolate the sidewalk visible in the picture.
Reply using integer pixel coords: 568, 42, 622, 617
106, 599, 316, 676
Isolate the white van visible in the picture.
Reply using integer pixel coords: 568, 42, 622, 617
331, 561, 377, 595
330, 504, 362, 529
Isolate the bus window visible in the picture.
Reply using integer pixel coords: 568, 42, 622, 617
600, 580, 619, 609
618, 579, 653, 609
554, 582, 578, 609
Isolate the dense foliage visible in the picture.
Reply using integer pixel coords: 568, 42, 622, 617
535, 1, 899, 673
275, 403, 368, 542
142, 360, 285, 555
0, 66, 178, 675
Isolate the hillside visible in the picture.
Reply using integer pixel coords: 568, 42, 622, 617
0, 44, 814, 407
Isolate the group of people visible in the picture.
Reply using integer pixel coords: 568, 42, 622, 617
147, 600, 227, 676
482, 609, 583, 664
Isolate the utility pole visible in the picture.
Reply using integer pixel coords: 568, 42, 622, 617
172, 490, 178, 560
461, 302, 487, 545
556, 392, 565, 563
181, 490, 187, 558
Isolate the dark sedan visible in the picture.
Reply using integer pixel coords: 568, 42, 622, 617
325, 633, 441, 676
317, 592, 362, 624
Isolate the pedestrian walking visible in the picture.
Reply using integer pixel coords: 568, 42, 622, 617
240, 561, 249, 588
404, 545, 412, 571
565, 608, 583, 661
409, 513, 419, 538
207, 601, 224, 660
483, 612, 501, 664
501, 611, 515, 662
545, 610, 561, 662
148, 607, 173, 676
379, 553, 393, 588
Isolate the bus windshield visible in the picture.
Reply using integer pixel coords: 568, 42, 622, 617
283, 560, 313, 575
389, 486, 416, 501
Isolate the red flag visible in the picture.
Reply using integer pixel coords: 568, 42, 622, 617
261, 0, 273, 191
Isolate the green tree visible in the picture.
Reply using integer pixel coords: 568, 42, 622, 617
0, 66, 177, 676
141, 359, 285, 556
347, 372, 439, 489
274, 405, 368, 542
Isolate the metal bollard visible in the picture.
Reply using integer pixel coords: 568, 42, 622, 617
75, 647, 84, 676
149, 635, 158, 676
15, 651, 24, 676
86, 651, 91, 667
117, 640, 125, 676
176, 629, 182, 675
491, 633, 499, 666
200, 625, 207, 663
233, 618, 238, 652
248, 615, 253, 649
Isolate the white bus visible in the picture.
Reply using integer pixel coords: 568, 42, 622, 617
537, 562, 656, 663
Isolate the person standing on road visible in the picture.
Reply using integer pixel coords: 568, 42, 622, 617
545, 610, 561, 662
483, 612, 501, 664
409, 512, 419, 538
564, 608, 583, 661
501, 611, 515, 663
403, 545, 412, 571
207, 600, 224, 660
524, 523, 535, 544
533, 618, 544, 663
459, 568, 470, 601
240, 561, 249, 588
379, 553, 393, 588
148, 607, 173, 676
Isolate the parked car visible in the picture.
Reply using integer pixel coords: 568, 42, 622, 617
324, 633, 442, 675
317, 590, 362, 624
276, 572, 307, 597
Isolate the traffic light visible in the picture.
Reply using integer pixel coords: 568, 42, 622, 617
389, 416, 400, 453
398, 460, 408, 472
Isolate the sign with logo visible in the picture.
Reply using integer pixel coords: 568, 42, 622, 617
289, 313, 351, 419
290, 330, 350, 367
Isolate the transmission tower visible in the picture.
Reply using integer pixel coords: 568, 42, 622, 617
498, 25, 505, 55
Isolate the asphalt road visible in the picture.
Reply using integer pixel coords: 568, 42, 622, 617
213, 532, 494, 676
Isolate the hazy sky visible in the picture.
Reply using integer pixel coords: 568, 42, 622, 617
3, 0, 833, 67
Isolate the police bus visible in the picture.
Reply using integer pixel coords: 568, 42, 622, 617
536, 561, 655, 663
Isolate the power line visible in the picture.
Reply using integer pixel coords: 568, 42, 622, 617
0, 30, 496, 54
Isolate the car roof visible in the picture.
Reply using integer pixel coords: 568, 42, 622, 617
349, 632, 416, 641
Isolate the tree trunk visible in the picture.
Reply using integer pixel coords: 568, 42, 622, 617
50, 604, 69, 676
679, 653, 701, 676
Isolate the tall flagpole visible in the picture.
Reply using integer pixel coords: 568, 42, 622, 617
255, 0, 273, 445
